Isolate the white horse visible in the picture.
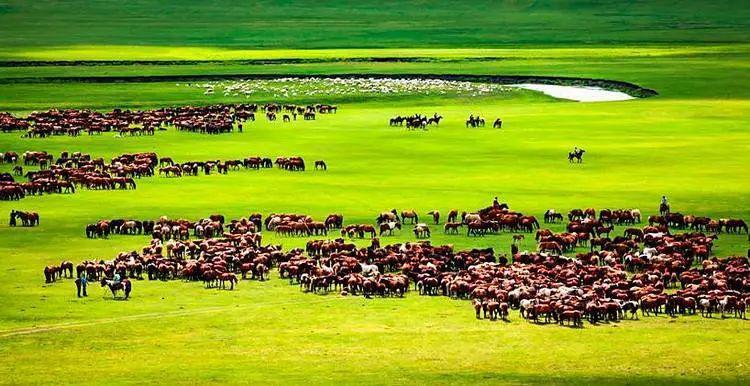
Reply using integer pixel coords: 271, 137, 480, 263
267, 216, 282, 230
463, 213, 481, 224
359, 263, 379, 277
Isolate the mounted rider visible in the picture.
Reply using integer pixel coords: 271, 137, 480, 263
660, 195, 670, 215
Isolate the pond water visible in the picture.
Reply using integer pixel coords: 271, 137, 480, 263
509, 83, 635, 102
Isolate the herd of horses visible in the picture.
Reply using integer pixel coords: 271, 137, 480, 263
9, 209, 39, 227
1, 150, 151, 201
44, 208, 749, 323
0, 103, 338, 137
0, 150, 325, 201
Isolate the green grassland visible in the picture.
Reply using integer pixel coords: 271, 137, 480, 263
1, 0, 749, 49
0, 0, 749, 384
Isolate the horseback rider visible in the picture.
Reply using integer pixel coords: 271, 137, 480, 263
661, 195, 669, 213
113, 272, 122, 285
493, 196, 501, 209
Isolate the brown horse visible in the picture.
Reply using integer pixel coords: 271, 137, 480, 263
427, 210, 440, 224
401, 210, 419, 224
444, 222, 462, 234
220, 273, 238, 290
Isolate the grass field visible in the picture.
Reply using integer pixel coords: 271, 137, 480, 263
1, 1, 749, 49
0, 1, 749, 385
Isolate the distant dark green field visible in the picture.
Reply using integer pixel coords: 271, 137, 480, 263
0, 1, 749, 385
0, 0, 749, 50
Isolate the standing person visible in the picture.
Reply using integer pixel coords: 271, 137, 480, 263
237, 122, 243, 133
9, 211, 16, 227
81, 274, 88, 297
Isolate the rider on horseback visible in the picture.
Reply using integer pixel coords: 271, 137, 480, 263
660, 195, 670, 215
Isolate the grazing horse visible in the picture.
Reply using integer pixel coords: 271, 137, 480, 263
568, 149, 586, 163
447, 209, 458, 223
444, 222, 462, 234
413, 223, 431, 238
427, 210, 440, 224
401, 210, 419, 224
314, 160, 327, 170
544, 209, 564, 223
100, 278, 131, 299
220, 273, 238, 290
379, 221, 401, 236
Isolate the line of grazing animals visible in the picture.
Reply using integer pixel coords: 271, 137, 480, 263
1, 151, 155, 201
9, 209, 39, 227
1, 151, 324, 200
84, 213, 342, 240
264, 103, 336, 122
0, 103, 338, 137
